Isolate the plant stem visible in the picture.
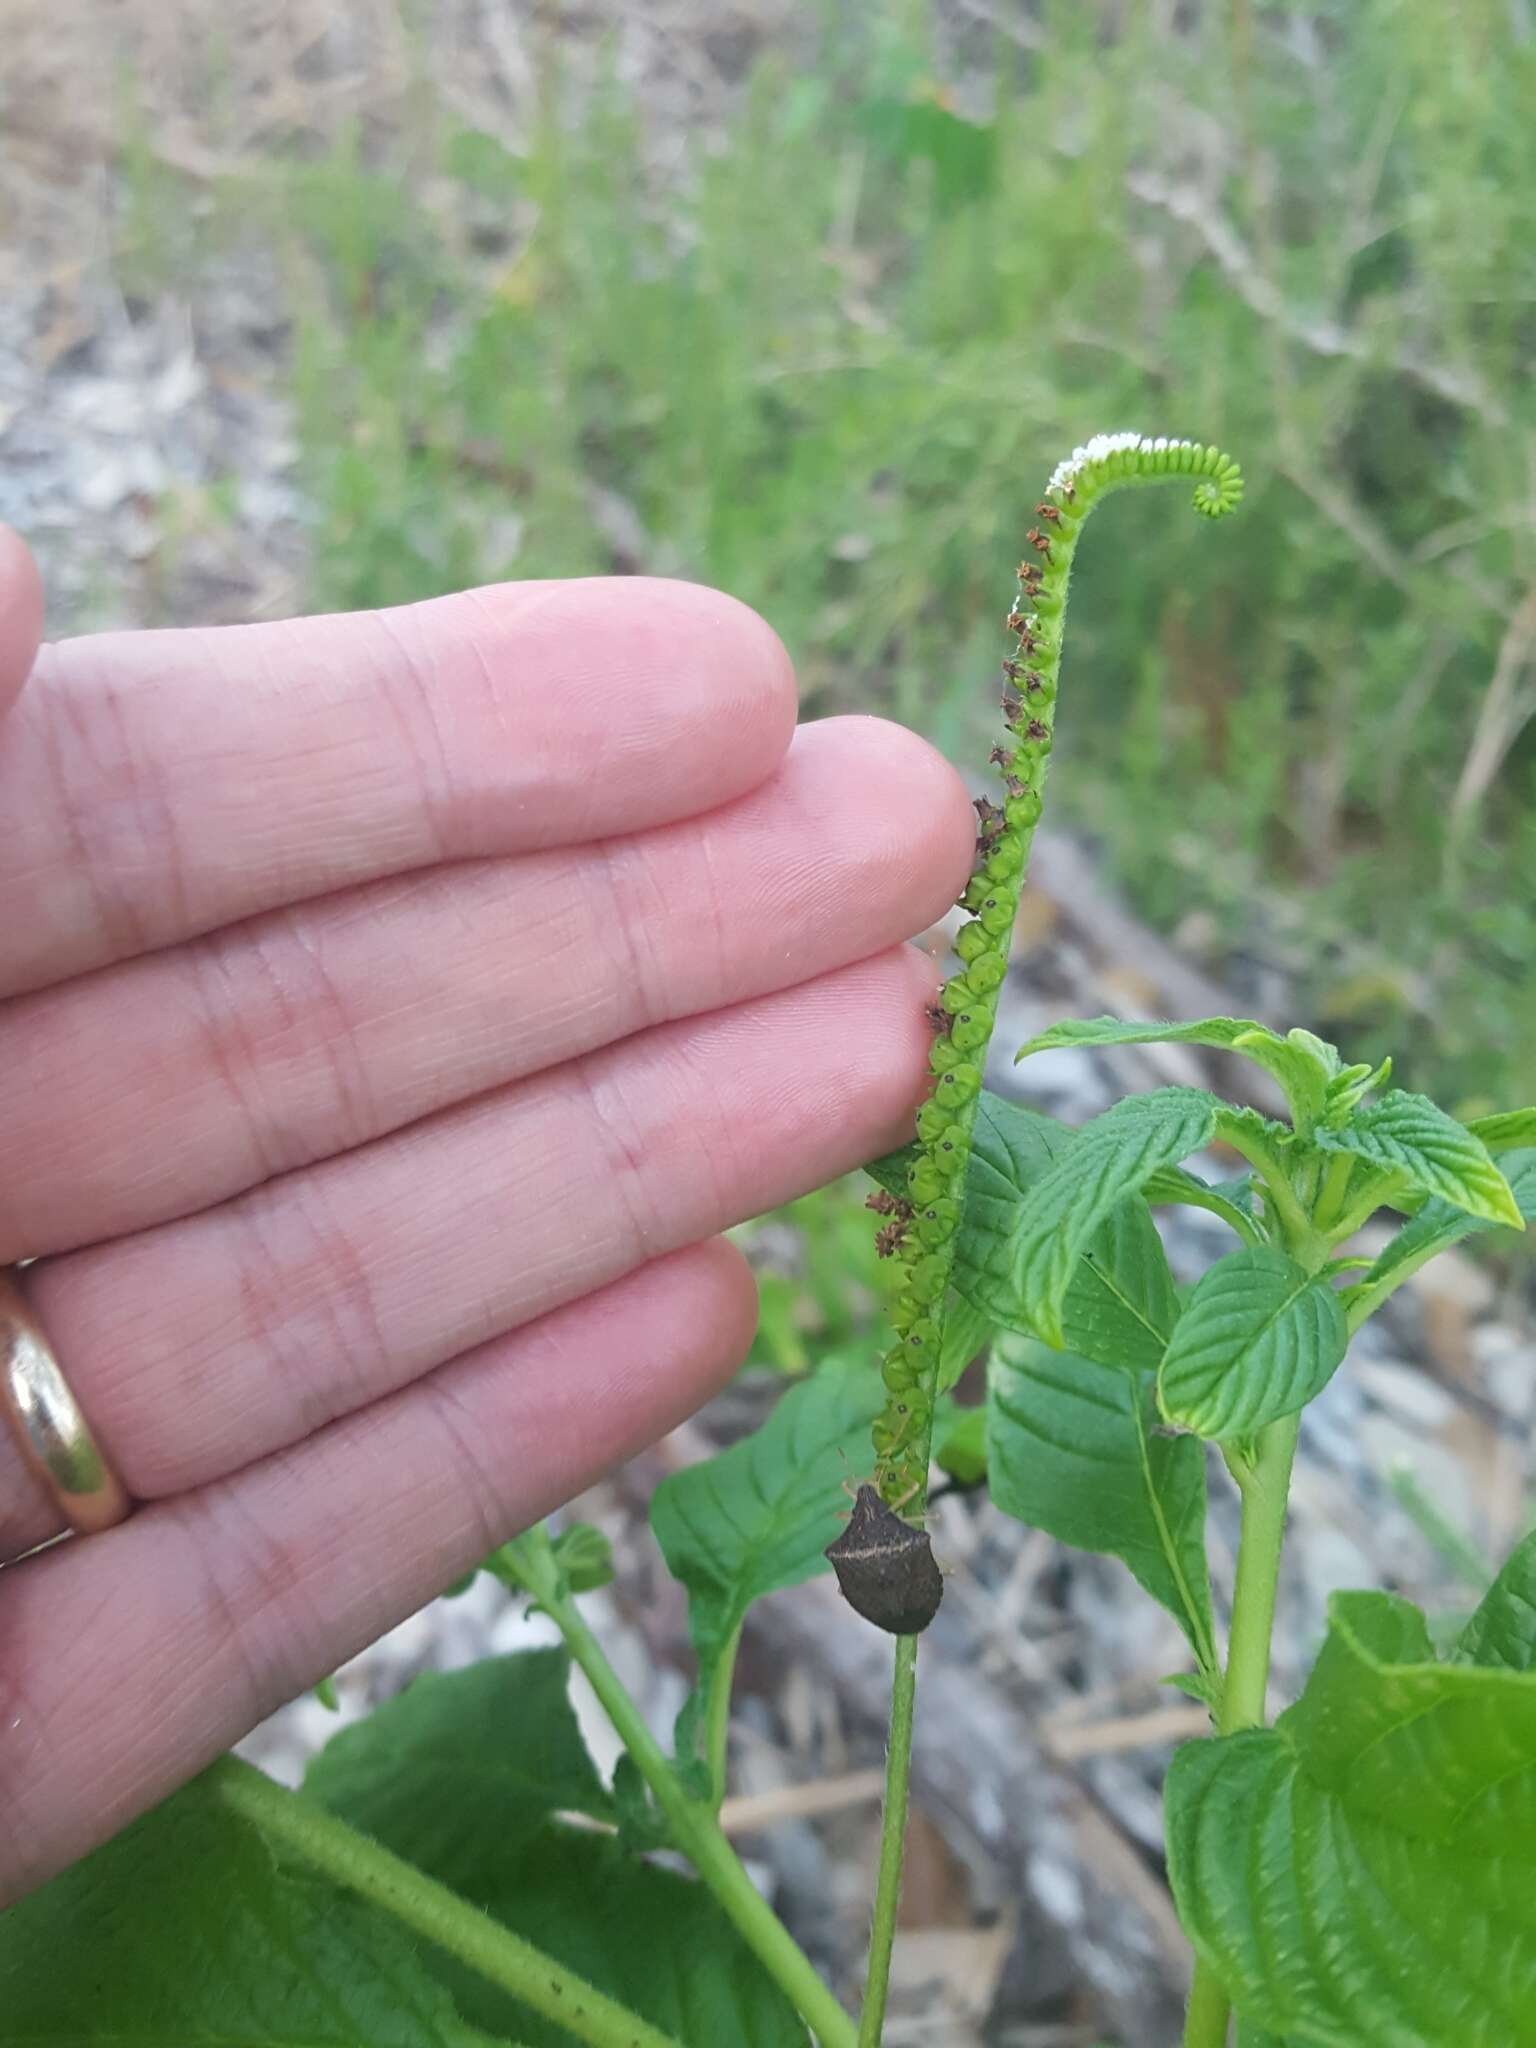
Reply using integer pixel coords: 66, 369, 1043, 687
550, 1582, 857, 2048
705, 1621, 742, 1808
1216, 1120, 1314, 1251
1311, 1150, 1356, 1233
209, 1755, 683, 2048
1184, 1960, 1234, 2048
1220, 1412, 1300, 1735
1181, 1410, 1302, 2048
857, 1633, 917, 2048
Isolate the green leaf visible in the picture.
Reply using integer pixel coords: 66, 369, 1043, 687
1144, 1163, 1263, 1242
1316, 1089, 1522, 1227
649, 1362, 883, 1677
306, 1651, 613, 1872
549, 1521, 616, 1595
933, 1398, 987, 1484
1166, 1589, 1536, 2045
1007, 1088, 1221, 1347
988, 1334, 1216, 1669
936, 1288, 994, 1393
1157, 1248, 1349, 1440
962, 1096, 1181, 1370
611, 1752, 673, 1854
438, 1825, 809, 2048
0, 1772, 501, 2047
1457, 1530, 1536, 1673
874, 1094, 1180, 1372
1467, 1106, 1536, 1153
310, 1661, 807, 2048
1343, 1149, 1536, 1324
1015, 1015, 1334, 1125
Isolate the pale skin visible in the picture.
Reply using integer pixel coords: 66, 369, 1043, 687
0, 526, 975, 1908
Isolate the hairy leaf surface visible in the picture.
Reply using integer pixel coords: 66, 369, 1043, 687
988, 1334, 1215, 1667
1342, 1148, 1536, 1322
0, 1771, 503, 2047
1468, 1107, 1536, 1153
305, 1649, 613, 1872
1316, 1090, 1522, 1227
1458, 1530, 1536, 1673
650, 1362, 882, 1675
1158, 1248, 1349, 1440
309, 1658, 807, 2047
1006, 1088, 1221, 1347
1016, 1014, 1335, 1123
1144, 1163, 1261, 1240
1167, 1591, 1536, 2045
870, 1093, 1180, 1372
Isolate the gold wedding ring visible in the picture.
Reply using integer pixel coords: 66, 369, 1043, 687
1, 1269, 130, 1535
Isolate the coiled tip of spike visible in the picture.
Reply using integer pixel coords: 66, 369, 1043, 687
1045, 434, 1243, 521
1191, 459, 1243, 518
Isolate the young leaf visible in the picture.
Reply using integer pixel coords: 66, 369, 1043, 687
1166, 1589, 1536, 2045
964, 1096, 1179, 1369
1315, 1089, 1522, 1227
649, 1362, 883, 1681
1467, 1106, 1536, 1153
1143, 1164, 1263, 1243
872, 1093, 1180, 1372
1457, 1529, 1536, 1673
305, 1650, 614, 1873
1015, 1015, 1335, 1126
1007, 1088, 1221, 1347
0, 1771, 503, 2047
307, 1662, 807, 2048
1157, 1248, 1349, 1441
988, 1334, 1216, 1670
1341, 1148, 1536, 1325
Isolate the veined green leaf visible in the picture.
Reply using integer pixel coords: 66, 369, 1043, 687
305, 1650, 613, 1872
308, 1660, 807, 2048
870, 1093, 1181, 1372
1015, 1015, 1335, 1125
1007, 1088, 1221, 1347
1144, 1164, 1263, 1242
1316, 1090, 1522, 1227
1157, 1248, 1349, 1440
988, 1334, 1216, 1669
1343, 1148, 1536, 1324
0, 1770, 504, 2047
1468, 1106, 1536, 1153
1167, 1589, 1536, 2045
1458, 1530, 1536, 1673
649, 1362, 883, 1676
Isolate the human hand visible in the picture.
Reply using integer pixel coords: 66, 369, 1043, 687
0, 533, 973, 1905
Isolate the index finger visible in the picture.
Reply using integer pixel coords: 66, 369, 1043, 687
0, 526, 43, 724
0, 576, 796, 997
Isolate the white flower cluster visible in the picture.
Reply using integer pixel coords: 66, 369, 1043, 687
1046, 431, 1196, 497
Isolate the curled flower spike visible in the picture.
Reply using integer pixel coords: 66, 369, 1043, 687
870, 434, 1244, 1517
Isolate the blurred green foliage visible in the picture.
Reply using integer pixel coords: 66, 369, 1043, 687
157, 0, 1536, 1118
738, 1177, 900, 1376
